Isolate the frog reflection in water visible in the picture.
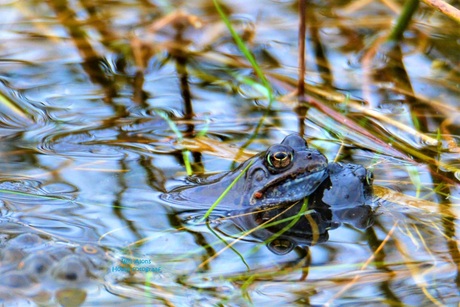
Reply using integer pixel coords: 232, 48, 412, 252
162, 134, 329, 210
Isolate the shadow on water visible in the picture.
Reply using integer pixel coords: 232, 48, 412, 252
0, 0, 460, 305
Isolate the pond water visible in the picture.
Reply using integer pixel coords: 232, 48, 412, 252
1, 0, 460, 306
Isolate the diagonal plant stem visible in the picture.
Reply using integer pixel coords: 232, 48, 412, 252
155, 110, 193, 175
422, 0, 460, 23
213, 0, 276, 171
198, 201, 304, 269
326, 221, 399, 305
213, 0, 273, 103
206, 223, 251, 271
388, 0, 419, 42
199, 159, 255, 221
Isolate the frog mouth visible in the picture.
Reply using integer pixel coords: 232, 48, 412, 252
249, 163, 328, 206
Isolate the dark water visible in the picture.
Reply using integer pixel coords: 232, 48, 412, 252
1, 0, 459, 306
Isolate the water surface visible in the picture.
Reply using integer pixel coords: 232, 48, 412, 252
1, 0, 459, 305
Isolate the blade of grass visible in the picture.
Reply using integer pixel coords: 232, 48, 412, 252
249, 197, 310, 255
155, 109, 192, 175
199, 159, 255, 221
326, 221, 398, 305
213, 0, 273, 103
269, 72, 414, 160
168, 204, 308, 263
197, 200, 299, 269
206, 222, 251, 271
312, 84, 439, 146
406, 165, 422, 198
234, 74, 272, 98
150, 203, 311, 270
214, 0, 277, 171
393, 229, 445, 307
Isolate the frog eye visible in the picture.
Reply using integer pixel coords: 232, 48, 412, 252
267, 151, 293, 168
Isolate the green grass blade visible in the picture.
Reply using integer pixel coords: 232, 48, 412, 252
155, 109, 193, 175
200, 159, 254, 222
213, 0, 273, 104
207, 222, 251, 271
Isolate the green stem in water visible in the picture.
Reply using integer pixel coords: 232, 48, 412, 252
156, 109, 192, 175
388, 0, 420, 42
213, 0, 273, 103
200, 159, 255, 222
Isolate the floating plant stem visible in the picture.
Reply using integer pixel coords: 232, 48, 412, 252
197, 201, 308, 269
421, 0, 460, 23
171, 205, 313, 264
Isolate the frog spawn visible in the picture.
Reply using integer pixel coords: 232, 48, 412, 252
0, 233, 108, 301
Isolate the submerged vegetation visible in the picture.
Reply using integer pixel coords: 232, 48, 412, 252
0, 0, 460, 305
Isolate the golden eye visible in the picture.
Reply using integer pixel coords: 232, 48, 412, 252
267, 151, 292, 168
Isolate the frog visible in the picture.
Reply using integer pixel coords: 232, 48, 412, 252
228, 162, 375, 255
161, 134, 329, 211
162, 134, 376, 255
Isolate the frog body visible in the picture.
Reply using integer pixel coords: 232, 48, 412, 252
161, 134, 329, 210
321, 162, 374, 208
161, 134, 376, 255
